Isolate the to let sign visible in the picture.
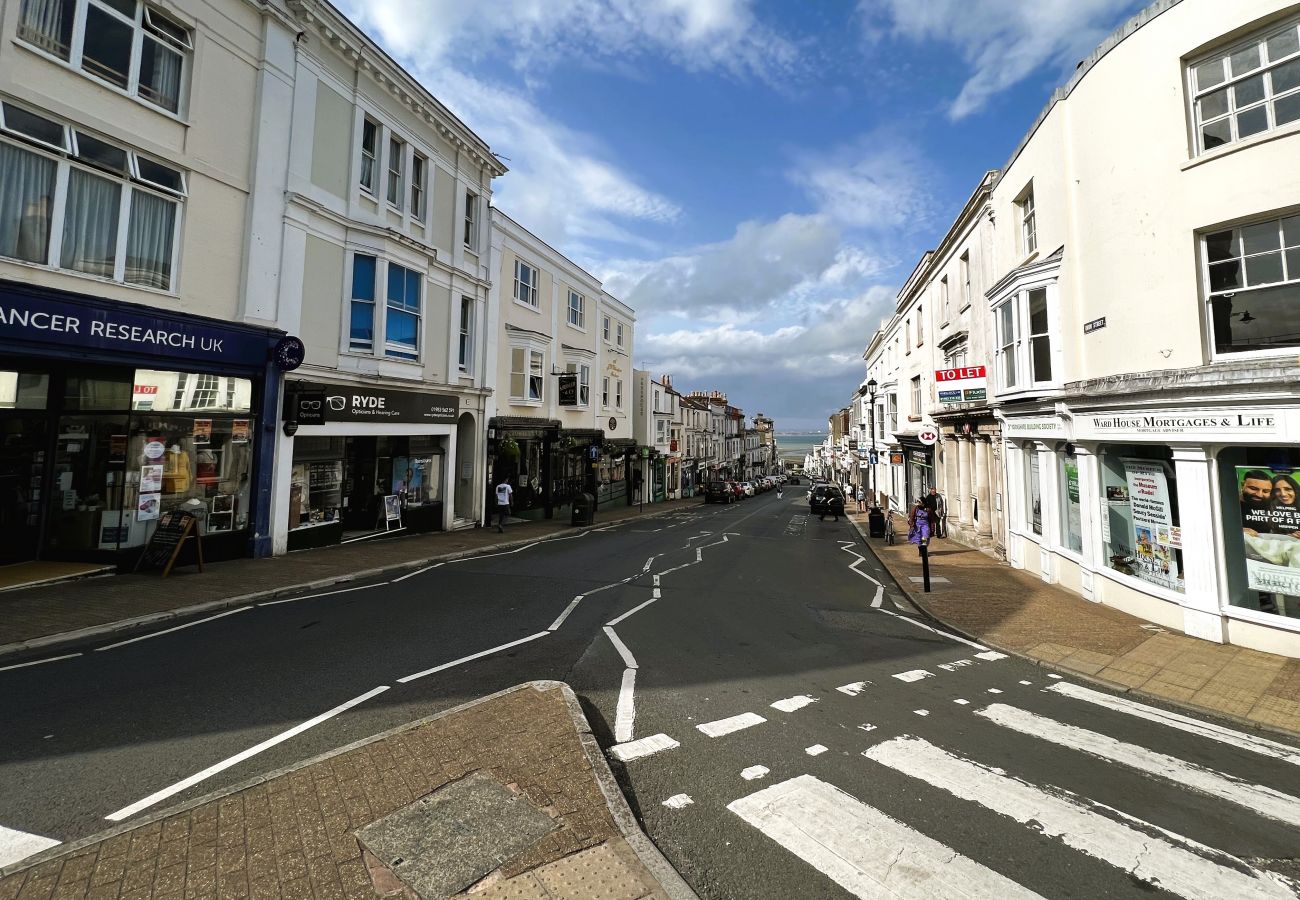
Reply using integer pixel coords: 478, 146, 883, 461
934, 365, 987, 403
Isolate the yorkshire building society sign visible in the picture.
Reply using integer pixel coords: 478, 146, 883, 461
309, 386, 458, 424
935, 365, 987, 403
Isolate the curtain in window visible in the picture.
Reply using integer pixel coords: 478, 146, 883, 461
140, 38, 182, 113
61, 168, 121, 277
125, 190, 176, 289
18, 0, 68, 56
0, 143, 56, 264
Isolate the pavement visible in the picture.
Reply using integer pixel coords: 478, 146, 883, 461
0, 681, 698, 900
846, 507, 1300, 740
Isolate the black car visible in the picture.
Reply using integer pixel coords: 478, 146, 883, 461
704, 481, 735, 504
809, 484, 846, 519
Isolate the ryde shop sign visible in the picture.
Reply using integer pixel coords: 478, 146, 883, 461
301, 386, 459, 424
0, 288, 274, 367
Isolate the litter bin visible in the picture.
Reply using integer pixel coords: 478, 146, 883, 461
571, 492, 596, 526
868, 506, 885, 538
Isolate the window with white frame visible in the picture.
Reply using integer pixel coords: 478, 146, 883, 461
463, 190, 478, 250
386, 137, 404, 207
510, 346, 544, 402
1191, 17, 1300, 153
602, 376, 610, 407
1025, 449, 1042, 536
458, 296, 474, 373
616, 322, 624, 347
602, 315, 610, 341
347, 253, 422, 361
960, 251, 971, 307
513, 259, 538, 307
359, 119, 377, 193
17, 0, 191, 115
410, 153, 425, 219
916, 305, 924, 345
190, 373, 218, 408
656, 418, 666, 442
910, 375, 921, 416
0, 103, 183, 289
567, 289, 585, 328
943, 338, 969, 370
1205, 214, 1300, 355
563, 362, 591, 406
940, 276, 950, 321
1018, 186, 1037, 256
888, 394, 898, 433
994, 285, 1054, 391
615, 378, 623, 409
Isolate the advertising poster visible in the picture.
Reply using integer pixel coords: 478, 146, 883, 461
232, 419, 250, 444
137, 493, 161, 521
1235, 466, 1300, 596
1122, 459, 1180, 590
140, 465, 164, 493
109, 434, 127, 465
1063, 460, 1082, 551
193, 419, 212, 446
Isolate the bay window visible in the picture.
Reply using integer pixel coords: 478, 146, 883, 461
510, 347, 544, 402
18, 0, 190, 114
993, 280, 1056, 393
1191, 16, 1300, 153
0, 104, 182, 289
1204, 214, 1300, 355
996, 300, 1018, 388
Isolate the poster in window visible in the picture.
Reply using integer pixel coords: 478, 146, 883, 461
232, 419, 250, 444
1235, 466, 1300, 596
109, 434, 127, 465
1122, 459, 1180, 590
140, 465, 164, 493
138, 493, 161, 521
193, 419, 212, 446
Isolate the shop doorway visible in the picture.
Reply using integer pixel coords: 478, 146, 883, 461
0, 415, 47, 564
454, 413, 476, 522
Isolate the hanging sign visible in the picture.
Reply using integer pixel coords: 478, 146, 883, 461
557, 373, 579, 406
917, 426, 939, 446
1235, 466, 1300, 595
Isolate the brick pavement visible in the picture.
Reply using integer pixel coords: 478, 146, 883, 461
850, 510, 1300, 739
0, 682, 693, 900
0, 499, 699, 662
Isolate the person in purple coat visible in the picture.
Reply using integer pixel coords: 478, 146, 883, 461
907, 498, 931, 546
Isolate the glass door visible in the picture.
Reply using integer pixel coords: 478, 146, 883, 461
0, 416, 48, 563
44, 414, 130, 559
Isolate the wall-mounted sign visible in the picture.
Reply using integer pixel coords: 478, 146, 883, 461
1084, 317, 1107, 334
889, 451, 905, 465
557, 373, 578, 406
1077, 410, 1279, 439
297, 386, 459, 425
273, 335, 306, 371
848, 439, 859, 450
1004, 416, 1067, 439
608, 416, 618, 431
917, 426, 939, 446
935, 365, 987, 403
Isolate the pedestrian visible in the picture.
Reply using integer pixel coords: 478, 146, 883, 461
856, 485, 866, 513
494, 476, 513, 533
907, 498, 931, 546
927, 488, 946, 538
777, 481, 783, 500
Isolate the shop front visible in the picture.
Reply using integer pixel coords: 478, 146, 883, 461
899, 440, 934, 507
597, 439, 634, 507
550, 428, 603, 519
1003, 403, 1300, 658
487, 417, 559, 521
0, 281, 285, 566
284, 382, 460, 550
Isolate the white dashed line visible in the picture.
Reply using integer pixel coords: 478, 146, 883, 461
609, 733, 679, 762
914, 710, 930, 717
0, 653, 80, 673
987, 688, 1003, 694
698, 712, 766, 737
741, 766, 770, 781
398, 632, 549, 683
805, 745, 828, 756
662, 794, 694, 809
547, 596, 583, 631
857, 724, 877, 732
837, 681, 869, 696
96, 606, 253, 649
954, 699, 970, 705
770, 695, 817, 712
893, 670, 934, 683
1019, 680, 1032, 686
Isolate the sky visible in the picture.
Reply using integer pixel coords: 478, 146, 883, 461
337, 0, 1149, 431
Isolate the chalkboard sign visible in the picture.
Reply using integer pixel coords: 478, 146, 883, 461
135, 510, 204, 577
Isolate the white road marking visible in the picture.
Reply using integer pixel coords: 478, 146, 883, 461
0, 825, 61, 868
806, 745, 828, 756
865, 736, 1297, 900
954, 699, 970, 705
95, 606, 253, 650
857, 724, 877, 732
837, 682, 869, 696
653, 574, 661, 586
547, 596, 584, 631
741, 765, 770, 780
106, 686, 389, 822
893, 670, 933, 683
642, 555, 655, 572
1047, 681, 1300, 766
974, 651, 1008, 661
397, 632, 549, 683
770, 695, 817, 712
875, 608, 989, 650
0, 653, 80, 673
1047, 673, 1062, 679
1019, 680, 1032, 685
259, 584, 383, 605
390, 561, 444, 582
698, 712, 766, 737
607, 597, 658, 627
913, 710, 929, 717
652, 587, 661, 599
987, 688, 1003, 694
728, 775, 1047, 900
603, 626, 638, 669
614, 668, 637, 743
976, 703, 1300, 829
907, 576, 951, 584
838, 544, 886, 607
662, 794, 694, 809
609, 733, 679, 762
937, 659, 974, 671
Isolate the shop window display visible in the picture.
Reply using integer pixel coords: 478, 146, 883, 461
1025, 449, 1042, 536
1059, 447, 1083, 553
1100, 446, 1184, 593
1217, 447, 1300, 619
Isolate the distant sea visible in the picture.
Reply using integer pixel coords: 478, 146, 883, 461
774, 432, 829, 462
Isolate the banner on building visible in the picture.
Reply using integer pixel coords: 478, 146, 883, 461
1236, 466, 1300, 596
1122, 459, 1180, 590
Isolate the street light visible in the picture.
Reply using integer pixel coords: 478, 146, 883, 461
866, 378, 877, 505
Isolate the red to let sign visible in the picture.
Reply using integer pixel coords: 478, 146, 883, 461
934, 366, 986, 382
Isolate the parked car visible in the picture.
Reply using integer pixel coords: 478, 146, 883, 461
730, 481, 747, 500
741, 481, 756, 497
809, 484, 846, 520
787, 475, 800, 485
704, 481, 734, 504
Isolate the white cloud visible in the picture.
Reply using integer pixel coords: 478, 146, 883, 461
339, 0, 801, 84
865, 0, 1141, 118
789, 133, 933, 230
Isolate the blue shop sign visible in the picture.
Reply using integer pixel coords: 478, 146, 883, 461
0, 286, 278, 368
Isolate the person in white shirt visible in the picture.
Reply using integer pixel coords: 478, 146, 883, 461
494, 478, 513, 533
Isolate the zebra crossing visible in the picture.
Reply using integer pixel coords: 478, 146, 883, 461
625, 673, 1300, 899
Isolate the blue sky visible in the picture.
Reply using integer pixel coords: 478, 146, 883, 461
339, 0, 1147, 430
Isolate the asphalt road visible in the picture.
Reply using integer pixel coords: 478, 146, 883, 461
3, 490, 1300, 899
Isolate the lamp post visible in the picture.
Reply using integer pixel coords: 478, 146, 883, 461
866, 378, 878, 506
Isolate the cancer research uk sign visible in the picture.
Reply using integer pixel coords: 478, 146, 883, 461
935, 366, 987, 403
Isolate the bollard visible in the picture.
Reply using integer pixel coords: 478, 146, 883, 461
919, 541, 931, 592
